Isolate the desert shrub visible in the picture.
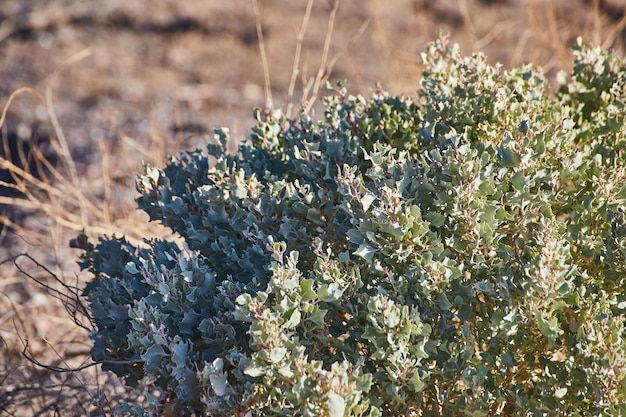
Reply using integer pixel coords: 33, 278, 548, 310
73, 37, 626, 416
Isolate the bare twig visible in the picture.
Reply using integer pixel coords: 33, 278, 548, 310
323, 18, 370, 85
99, 139, 112, 225
303, 0, 341, 114
252, 0, 273, 107
286, 0, 315, 119
19, 336, 96, 373
458, 0, 478, 47
3, 253, 91, 331
300, 0, 369, 115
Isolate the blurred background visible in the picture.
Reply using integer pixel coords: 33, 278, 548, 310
0, 0, 625, 414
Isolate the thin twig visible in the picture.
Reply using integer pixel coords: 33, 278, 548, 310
303, 5, 369, 115
324, 19, 370, 84
475, 19, 514, 50
286, 0, 315, 119
19, 337, 96, 373
458, 0, 478, 47
305, 0, 341, 114
45, 48, 92, 227
44, 48, 91, 184
99, 139, 112, 225
6, 253, 91, 330
252, 0, 272, 107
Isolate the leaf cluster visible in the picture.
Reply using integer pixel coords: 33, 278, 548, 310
75, 36, 626, 416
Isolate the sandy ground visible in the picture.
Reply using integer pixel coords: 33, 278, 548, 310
0, 0, 625, 414
1, 1, 623, 153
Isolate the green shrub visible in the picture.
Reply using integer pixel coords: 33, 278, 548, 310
73, 37, 626, 416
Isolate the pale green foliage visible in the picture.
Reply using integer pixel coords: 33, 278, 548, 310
73, 36, 626, 416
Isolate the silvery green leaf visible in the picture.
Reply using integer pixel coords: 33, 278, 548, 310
354, 243, 376, 263
327, 393, 346, 417
171, 341, 188, 368
270, 347, 287, 363
244, 365, 264, 378
285, 309, 301, 329
209, 372, 228, 396
125, 261, 139, 275
361, 193, 377, 212
141, 344, 167, 375
497, 147, 521, 168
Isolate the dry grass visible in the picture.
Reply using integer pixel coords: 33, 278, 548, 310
0, 50, 185, 416
0, 0, 625, 414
